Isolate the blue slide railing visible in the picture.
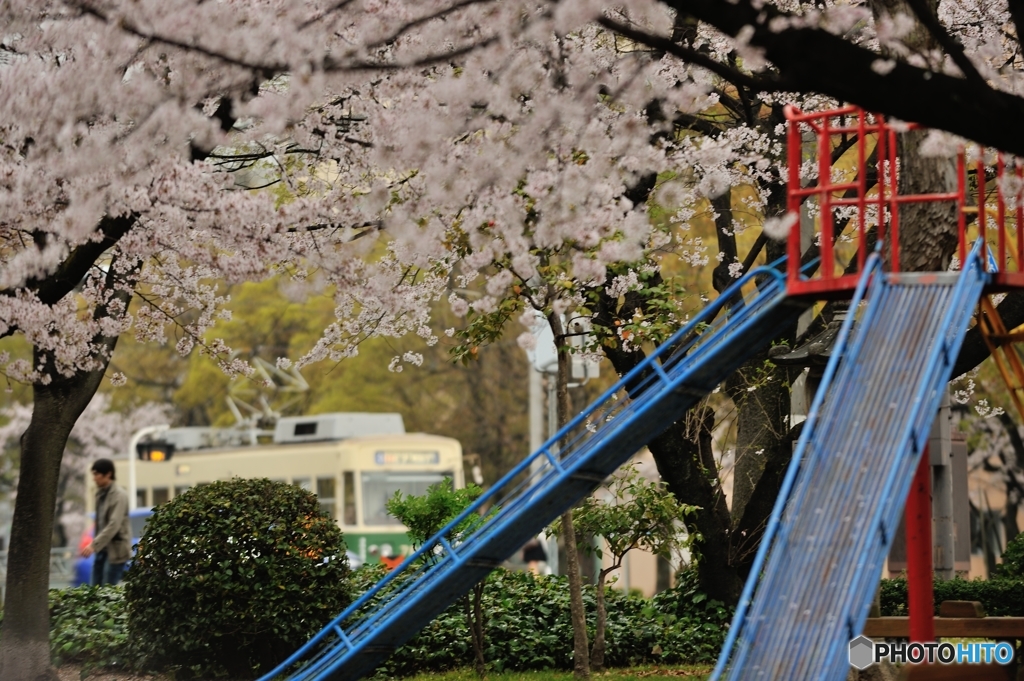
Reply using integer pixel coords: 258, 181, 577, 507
712, 241, 989, 681
258, 263, 809, 681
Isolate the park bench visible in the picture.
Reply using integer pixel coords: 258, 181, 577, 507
862, 601, 1024, 680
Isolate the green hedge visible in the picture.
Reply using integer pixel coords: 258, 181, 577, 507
880, 577, 1024, 617
36, 566, 731, 677
50, 586, 130, 669
0, 586, 134, 672
333, 565, 730, 676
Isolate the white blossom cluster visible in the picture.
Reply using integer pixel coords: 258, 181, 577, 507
0, 0, 1020, 381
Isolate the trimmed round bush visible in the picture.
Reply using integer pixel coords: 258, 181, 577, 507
124, 478, 352, 678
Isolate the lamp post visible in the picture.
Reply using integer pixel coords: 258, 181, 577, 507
128, 424, 169, 511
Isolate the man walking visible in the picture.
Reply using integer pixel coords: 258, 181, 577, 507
80, 458, 131, 585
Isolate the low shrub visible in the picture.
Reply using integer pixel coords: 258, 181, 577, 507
0, 586, 130, 671
649, 568, 733, 664
879, 577, 1024, 616
49, 585, 131, 670
365, 565, 730, 677
42, 563, 728, 677
124, 478, 353, 678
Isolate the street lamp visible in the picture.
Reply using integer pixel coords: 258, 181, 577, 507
128, 424, 169, 511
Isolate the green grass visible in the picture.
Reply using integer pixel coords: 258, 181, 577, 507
401, 665, 712, 681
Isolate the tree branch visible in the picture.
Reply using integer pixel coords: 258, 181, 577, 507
71, 1, 287, 77
367, 0, 498, 49
903, 0, 996, 103
672, 111, 725, 137
597, 15, 786, 93
0, 214, 137, 306
645, 0, 1024, 155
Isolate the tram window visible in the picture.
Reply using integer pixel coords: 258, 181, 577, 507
174, 485, 191, 498
343, 472, 357, 526
293, 477, 312, 491
136, 488, 147, 508
152, 488, 170, 506
361, 472, 449, 526
317, 477, 336, 519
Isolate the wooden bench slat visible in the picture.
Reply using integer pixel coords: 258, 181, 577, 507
863, 617, 1024, 638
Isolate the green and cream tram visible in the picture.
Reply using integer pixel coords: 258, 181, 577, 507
90, 413, 464, 564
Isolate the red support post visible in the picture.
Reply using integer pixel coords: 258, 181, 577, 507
998, 154, 1007, 272
957, 153, 967, 269
856, 111, 867, 273
1016, 165, 1023, 273
819, 119, 834, 278
876, 121, 888, 267
786, 107, 802, 288
978, 154, 988, 269
906, 447, 935, 643
888, 128, 901, 271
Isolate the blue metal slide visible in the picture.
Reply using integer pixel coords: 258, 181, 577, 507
711, 242, 988, 681
258, 264, 809, 681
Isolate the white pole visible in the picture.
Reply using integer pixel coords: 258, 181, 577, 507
529, 366, 544, 457
128, 424, 169, 511
545, 375, 560, 576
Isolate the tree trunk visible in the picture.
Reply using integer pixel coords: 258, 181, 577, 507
998, 413, 1024, 545
895, 127, 959, 273
0, 350, 110, 681
726, 352, 792, 525
590, 567, 612, 671
0, 255, 131, 681
649, 407, 742, 603
472, 583, 485, 676
868, 0, 958, 273
560, 511, 590, 678
550, 311, 590, 679
463, 583, 486, 678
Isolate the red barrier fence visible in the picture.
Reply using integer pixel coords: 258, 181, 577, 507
785, 105, 1024, 296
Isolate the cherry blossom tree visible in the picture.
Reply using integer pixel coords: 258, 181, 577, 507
4, 0, 1024, 678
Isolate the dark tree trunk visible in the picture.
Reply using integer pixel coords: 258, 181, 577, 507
0, 351, 110, 681
997, 414, 1024, 545
559, 509, 589, 678
649, 408, 742, 603
463, 583, 486, 678
590, 567, 613, 672
550, 311, 590, 679
713, 158, 798, 528
895, 128, 959, 273
726, 351, 792, 525
867, 0, 958, 274
0, 252, 132, 681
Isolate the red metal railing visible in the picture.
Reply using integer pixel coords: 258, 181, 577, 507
785, 105, 1024, 296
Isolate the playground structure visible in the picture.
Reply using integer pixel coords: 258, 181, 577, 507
257, 107, 1024, 681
